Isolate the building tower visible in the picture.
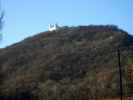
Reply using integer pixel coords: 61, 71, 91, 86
48, 24, 59, 31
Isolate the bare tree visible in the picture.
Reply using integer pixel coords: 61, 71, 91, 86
0, 0, 4, 40
0, 11, 4, 30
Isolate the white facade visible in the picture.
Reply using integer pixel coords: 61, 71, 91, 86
48, 24, 59, 31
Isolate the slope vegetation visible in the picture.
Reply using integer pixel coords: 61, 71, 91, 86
0, 25, 133, 100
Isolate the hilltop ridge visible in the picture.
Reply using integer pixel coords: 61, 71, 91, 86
0, 25, 133, 100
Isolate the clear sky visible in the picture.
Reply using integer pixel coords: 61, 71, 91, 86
0, 0, 133, 48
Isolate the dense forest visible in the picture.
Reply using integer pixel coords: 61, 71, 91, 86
0, 25, 133, 100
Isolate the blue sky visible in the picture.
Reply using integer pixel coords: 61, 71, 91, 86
0, 0, 133, 47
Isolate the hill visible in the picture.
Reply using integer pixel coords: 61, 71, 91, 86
0, 25, 133, 100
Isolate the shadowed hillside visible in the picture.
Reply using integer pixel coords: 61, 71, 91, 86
0, 25, 133, 100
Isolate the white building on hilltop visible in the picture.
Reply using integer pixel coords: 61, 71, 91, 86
48, 24, 59, 31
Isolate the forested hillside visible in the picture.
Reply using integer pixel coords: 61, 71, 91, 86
0, 25, 133, 100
